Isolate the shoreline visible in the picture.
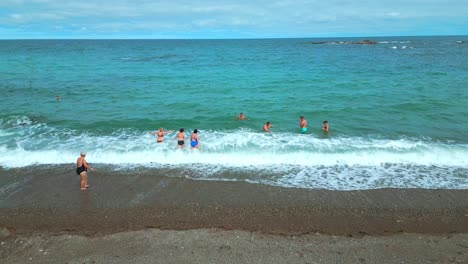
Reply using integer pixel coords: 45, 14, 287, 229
1, 165, 467, 237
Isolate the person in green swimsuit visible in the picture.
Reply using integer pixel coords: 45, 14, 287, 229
300, 116, 308, 133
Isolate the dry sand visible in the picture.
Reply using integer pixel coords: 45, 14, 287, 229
1, 229, 467, 264
0, 166, 467, 263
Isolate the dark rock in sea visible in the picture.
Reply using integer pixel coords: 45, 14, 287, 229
353, 39, 378, 45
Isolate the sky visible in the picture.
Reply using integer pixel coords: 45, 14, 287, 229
0, 0, 467, 39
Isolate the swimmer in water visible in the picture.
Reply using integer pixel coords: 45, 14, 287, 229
322, 120, 329, 132
263, 121, 273, 133
174, 128, 186, 149
151, 128, 173, 143
190, 129, 201, 149
236, 112, 249, 120
299, 116, 308, 133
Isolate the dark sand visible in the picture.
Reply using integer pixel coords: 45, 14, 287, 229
0, 165, 467, 263
1, 230, 467, 263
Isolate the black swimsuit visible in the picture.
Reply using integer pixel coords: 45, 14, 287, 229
76, 164, 87, 175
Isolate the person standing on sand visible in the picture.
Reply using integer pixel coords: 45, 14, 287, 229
263, 122, 273, 133
76, 152, 94, 191
322, 120, 329, 132
174, 128, 186, 149
190, 129, 201, 149
299, 116, 308, 133
151, 128, 173, 143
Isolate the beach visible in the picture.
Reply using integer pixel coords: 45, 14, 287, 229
1, 166, 467, 263
1, 37, 467, 263
2, 229, 467, 264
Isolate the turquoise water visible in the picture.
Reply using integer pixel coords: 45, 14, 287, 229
1, 37, 467, 190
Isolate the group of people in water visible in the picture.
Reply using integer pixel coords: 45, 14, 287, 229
236, 113, 330, 134
238, 113, 328, 133
150, 113, 330, 149
263, 115, 328, 133
150, 127, 201, 149
76, 113, 329, 191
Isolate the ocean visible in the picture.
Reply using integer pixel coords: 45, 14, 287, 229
0, 36, 467, 190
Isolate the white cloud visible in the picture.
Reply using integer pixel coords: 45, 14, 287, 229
10, 13, 23, 19
0, 0, 467, 38
386, 12, 401, 17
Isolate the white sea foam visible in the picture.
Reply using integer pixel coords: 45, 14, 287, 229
388, 45, 415, 50
1, 123, 467, 190
1, 130, 466, 167
389, 41, 411, 44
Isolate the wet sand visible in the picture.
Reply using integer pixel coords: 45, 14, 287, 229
0, 165, 467, 263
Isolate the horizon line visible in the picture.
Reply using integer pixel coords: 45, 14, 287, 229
1, 34, 467, 41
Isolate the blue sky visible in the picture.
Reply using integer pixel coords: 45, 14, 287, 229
1, 0, 467, 39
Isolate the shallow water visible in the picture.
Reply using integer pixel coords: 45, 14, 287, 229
1, 37, 467, 190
